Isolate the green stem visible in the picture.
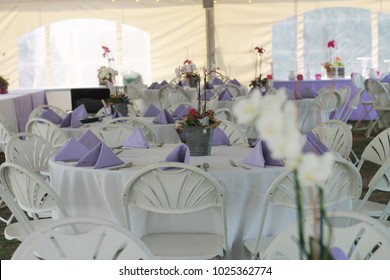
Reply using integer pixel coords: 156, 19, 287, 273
293, 169, 307, 260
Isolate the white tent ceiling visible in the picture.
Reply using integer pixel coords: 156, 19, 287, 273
0, 0, 389, 88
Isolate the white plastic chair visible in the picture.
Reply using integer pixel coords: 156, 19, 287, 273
5, 132, 55, 175
352, 73, 373, 132
301, 88, 341, 133
105, 116, 157, 145
0, 162, 71, 241
0, 116, 14, 152
25, 118, 68, 149
28, 104, 67, 120
364, 78, 390, 137
158, 84, 190, 110
333, 86, 351, 120
215, 108, 234, 122
122, 162, 228, 260
90, 124, 134, 148
311, 120, 353, 160
243, 158, 362, 259
218, 120, 248, 145
11, 216, 153, 260
262, 211, 390, 260
213, 83, 244, 99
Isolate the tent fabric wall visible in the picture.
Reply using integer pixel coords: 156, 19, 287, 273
0, 0, 389, 88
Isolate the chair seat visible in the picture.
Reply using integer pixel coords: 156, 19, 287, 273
356, 200, 387, 217
243, 235, 276, 258
4, 219, 54, 241
142, 232, 224, 260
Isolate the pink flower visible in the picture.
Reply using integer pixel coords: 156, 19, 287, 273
327, 40, 336, 48
255, 46, 265, 54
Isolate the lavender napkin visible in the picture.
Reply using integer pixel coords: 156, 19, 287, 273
70, 113, 83, 128
123, 127, 149, 149
381, 74, 390, 83
230, 79, 241, 86
218, 89, 233, 101
40, 109, 63, 124
78, 129, 102, 150
300, 88, 316, 99
242, 139, 284, 167
59, 113, 72, 128
143, 104, 161, 117
303, 131, 329, 155
76, 142, 124, 169
201, 89, 214, 101
242, 140, 265, 167
111, 111, 124, 119
153, 109, 175, 124
72, 104, 89, 119
164, 144, 190, 163
171, 104, 186, 118
329, 247, 349, 260
54, 138, 90, 161
175, 106, 194, 120
160, 80, 168, 86
212, 128, 230, 146
148, 82, 157, 89
212, 77, 224, 85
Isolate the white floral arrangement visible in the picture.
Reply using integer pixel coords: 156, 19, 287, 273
97, 46, 118, 86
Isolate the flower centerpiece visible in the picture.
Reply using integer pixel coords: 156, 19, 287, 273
98, 45, 129, 115
174, 58, 224, 156
249, 46, 269, 95
322, 40, 345, 78
233, 89, 337, 259
0, 75, 9, 94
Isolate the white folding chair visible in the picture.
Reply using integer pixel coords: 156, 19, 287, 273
122, 162, 228, 260
11, 216, 153, 260
243, 158, 362, 259
218, 120, 248, 145
352, 73, 374, 132
262, 211, 390, 260
25, 118, 68, 149
28, 104, 67, 120
158, 84, 190, 110
0, 162, 71, 241
0, 116, 14, 152
90, 123, 134, 148
215, 108, 235, 122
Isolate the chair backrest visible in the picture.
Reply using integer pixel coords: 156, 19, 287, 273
364, 78, 390, 107
122, 162, 227, 251
25, 118, 68, 149
158, 84, 190, 109
250, 157, 362, 258
311, 120, 353, 159
262, 211, 390, 260
28, 105, 67, 120
312, 88, 341, 114
218, 120, 248, 145
90, 123, 134, 148
340, 87, 363, 123
351, 73, 365, 92
11, 216, 154, 260
213, 83, 244, 98
5, 132, 55, 173
357, 127, 390, 170
334, 86, 351, 120
0, 162, 70, 234
215, 108, 234, 122
105, 116, 157, 144
0, 115, 14, 151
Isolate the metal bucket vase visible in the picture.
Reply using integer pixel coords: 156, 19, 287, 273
112, 102, 128, 116
183, 126, 213, 156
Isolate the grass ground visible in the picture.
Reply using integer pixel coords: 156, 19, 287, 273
0, 125, 389, 259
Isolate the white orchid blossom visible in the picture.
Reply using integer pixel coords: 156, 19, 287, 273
297, 152, 335, 188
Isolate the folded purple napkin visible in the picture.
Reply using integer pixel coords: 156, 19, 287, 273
78, 129, 102, 150
153, 109, 175, 124
160, 80, 168, 86
205, 81, 214, 89
40, 109, 63, 124
164, 144, 190, 163
111, 111, 124, 119
329, 247, 349, 260
152, 82, 161, 89
73, 104, 89, 119
242, 139, 284, 167
212, 77, 224, 85
59, 113, 72, 128
175, 106, 194, 120
123, 127, 149, 149
381, 74, 390, 83
218, 89, 233, 101
302, 131, 329, 155
230, 79, 241, 86
200, 89, 214, 101
76, 142, 124, 169
143, 104, 161, 117
70, 113, 83, 128
54, 138, 90, 161
212, 128, 230, 146
148, 82, 157, 89
171, 104, 186, 118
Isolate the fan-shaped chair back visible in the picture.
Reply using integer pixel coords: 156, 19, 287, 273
11, 216, 153, 260
28, 105, 67, 120
158, 84, 190, 110
262, 211, 390, 260
90, 124, 134, 148
0, 115, 14, 151
25, 118, 68, 149
218, 120, 248, 145
311, 120, 353, 159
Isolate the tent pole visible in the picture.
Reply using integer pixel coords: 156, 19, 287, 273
205, 5, 215, 80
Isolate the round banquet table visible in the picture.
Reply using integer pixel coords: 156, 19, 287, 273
49, 144, 352, 259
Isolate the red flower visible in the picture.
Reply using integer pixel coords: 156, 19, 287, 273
327, 40, 336, 48
188, 108, 198, 116
255, 46, 265, 54
183, 59, 192, 64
